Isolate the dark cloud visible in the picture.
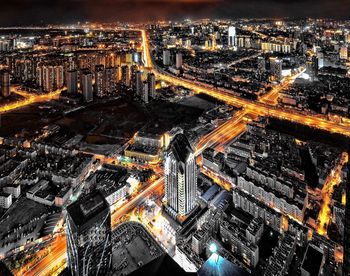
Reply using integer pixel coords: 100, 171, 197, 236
0, 0, 348, 26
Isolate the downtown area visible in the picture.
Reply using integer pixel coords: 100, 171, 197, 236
0, 18, 349, 276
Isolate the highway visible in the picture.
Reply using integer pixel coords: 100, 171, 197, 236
0, 87, 63, 114
317, 152, 348, 236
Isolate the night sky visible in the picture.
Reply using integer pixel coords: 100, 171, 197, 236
0, 0, 349, 26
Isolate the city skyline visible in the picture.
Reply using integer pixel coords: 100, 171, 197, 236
0, 8, 349, 276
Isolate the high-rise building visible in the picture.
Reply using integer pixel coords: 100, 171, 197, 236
105, 67, 117, 95
164, 134, 197, 217
344, 162, 350, 275
340, 46, 348, 60
66, 191, 112, 276
66, 70, 78, 94
142, 81, 149, 104
38, 65, 64, 92
176, 52, 183, 69
0, 70, 10, 98
116, 65, 122, 83
269, 57, 282, 82
147, 73, 156, 99
55, 65, 64, 89
228, 26, 236, 47
42, 66, 55, 92
81, 70, 93, 102
121, 65, 130, 87
163, 50, 171, 66
257, 57, 266, 75
135, 70, 143, 96
94, 65, 105, 97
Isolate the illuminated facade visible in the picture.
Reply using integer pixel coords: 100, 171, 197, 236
164, 134, 197, 216
228, 26, 236, 47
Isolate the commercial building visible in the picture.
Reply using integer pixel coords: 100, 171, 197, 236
164, 134, 197, 217
66, 191, 112, 276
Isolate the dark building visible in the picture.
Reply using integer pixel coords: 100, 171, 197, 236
66, 191, 112, 276
66, 70, 78, 94
80, 70, 93, 102
343, 160, 350, 276
0, 69, 10, 97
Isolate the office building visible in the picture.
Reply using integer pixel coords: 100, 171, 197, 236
0, 70, 10, 98
164, 134, 197, 217
81, 70, 93, 102
66, 191, 112, 276
66, 70, 78, 94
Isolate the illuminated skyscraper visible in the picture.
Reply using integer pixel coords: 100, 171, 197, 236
269, 57, 282, 82
81, 70, 93, 102
42, 65, 55, 92
66, 191, 112, 276
55, 65, 64, 89
94, 65, 105, 97
0, 69, 10, 98
105, 67, 117, 95
66, 70, 78, 94
164, 134, 197, 217
228, 26, 236, 47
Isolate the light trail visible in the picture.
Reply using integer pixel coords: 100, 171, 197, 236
317, 152, 348, 236
0, 88, 63, 114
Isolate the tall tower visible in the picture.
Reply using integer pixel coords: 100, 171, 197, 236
94, 65, 105, 98
66, 191, 112, 276
164, 134, 197, 217
0, 70, 10, 98
66, 70, 78, 94
81, 70, 93, 102
147, 72, 156, 99
121, 65, 130, 87
163, 50, 171, 66
105, 67, 116, 95
176, 52, 183, 69
228, 26, 236, 47
343, 159, 350, 275
269, 57, 282, 82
